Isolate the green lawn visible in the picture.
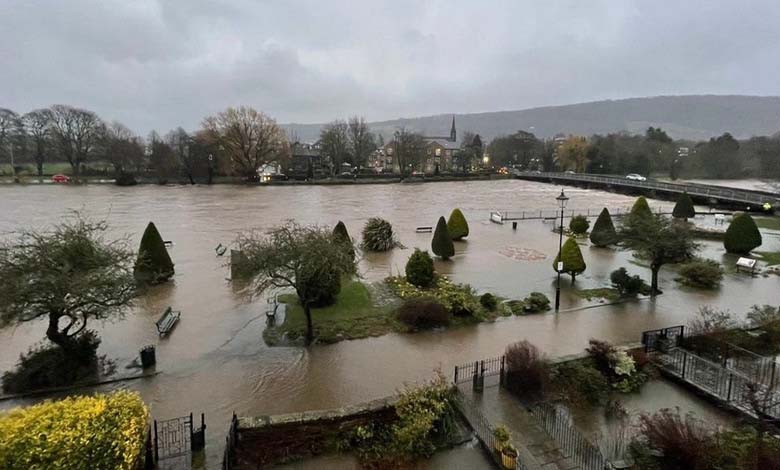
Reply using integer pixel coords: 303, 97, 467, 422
263, 280, 398, 345
756, 251, 780, 266
754, 217, 780, 231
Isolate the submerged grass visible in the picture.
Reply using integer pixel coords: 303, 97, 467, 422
754, 217, 780, 231
574, 288, 621, 302
756, 251, 780, 266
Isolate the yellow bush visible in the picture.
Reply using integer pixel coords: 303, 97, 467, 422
0, 390, 149, 470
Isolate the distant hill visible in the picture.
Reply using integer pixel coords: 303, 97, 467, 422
282, 95, 780, 143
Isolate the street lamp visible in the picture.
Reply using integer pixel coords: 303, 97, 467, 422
554, 189, 569, 312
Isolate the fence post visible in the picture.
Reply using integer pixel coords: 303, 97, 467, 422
499, 356, 505, 387
472, 361, 482, 392
681, 351, 687, 379
771, 361, 777, 389
153, 420, 159, 462
726, 374, 734, 402
474, 360, 485, 392
454, 365, 459, 384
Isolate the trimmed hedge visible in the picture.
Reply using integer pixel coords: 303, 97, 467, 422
630, 196, 653, 219
0, 390, 149, 470
569, 215, 590, 235
590, 208, 618, 246
447, 208, 469, 240
396, 298, 450, 329
431, 216, 454, 260
134, 221, 174, 284
672, 193, 696, 220
405, 249, 435, 288
553, 237, 586, 281
724, 213, 762, 254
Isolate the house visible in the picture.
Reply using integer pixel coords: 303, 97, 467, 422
383, 116, 460, 173
290, 143, 327, 180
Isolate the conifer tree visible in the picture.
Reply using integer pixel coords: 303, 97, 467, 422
134, 222, 174, 284
672, 193, 696, 220
552, 237, 586, 282
431, 216, 455, 260
724, 213, 762, 254
590, 208, 618, 247
447, 208, 469, 240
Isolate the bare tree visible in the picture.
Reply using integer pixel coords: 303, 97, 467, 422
104, 122, 144, 176
0, 108, 23, 172
320, 120, 349, 175
22, 109, 52, 176
48, 105, 104, 181
202, 106, 288, 181
166, 127, 199, 184
347, 116, 376, 170
392, 127, 426, 177
147, 131, 177, 184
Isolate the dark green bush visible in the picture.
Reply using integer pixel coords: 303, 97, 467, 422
672, 193, 696, 219
134, 221, 175, 284
333, 221, 356, 261
362, 218, 398, 252
552, 237, 586, 281
554, 361, 609, 406
431, 216, 454, 260
569, 215, 590, 235
114, 172, 137, 186
2, 331, 101, 393
479, 293, 497, 311
405, 249, 434, 288
447, 208, 469, 240
676, 259, 723, 289
396, 298, 449, 329
629, 196, 653, 219
522, 292, 551, 313
610, 267, 649, 296
590, 208, 619, 246
724, 213, 762, 254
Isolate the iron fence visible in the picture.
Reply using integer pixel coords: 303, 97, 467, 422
641, 325, 685, 352
454, 356, 504, 384
530, 402, 608, 470
222, 413, 238, 470
453, 389, 528, 470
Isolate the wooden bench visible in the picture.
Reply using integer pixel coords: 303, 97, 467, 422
156, 307, 181, 337
736, 257, 757, 274
215, 243, 227, 256
415, 226, 433, 233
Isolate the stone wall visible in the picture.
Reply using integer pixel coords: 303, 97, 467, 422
229, 396, 398, 469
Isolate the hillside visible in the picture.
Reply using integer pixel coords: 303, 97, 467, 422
282, 95, 780, 143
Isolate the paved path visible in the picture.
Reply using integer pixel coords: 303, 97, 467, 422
459, 381, 578, 470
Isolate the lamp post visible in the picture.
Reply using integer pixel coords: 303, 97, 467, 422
554, 189, 569, 312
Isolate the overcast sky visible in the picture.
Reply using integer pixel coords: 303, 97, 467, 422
2, 0, 780, 134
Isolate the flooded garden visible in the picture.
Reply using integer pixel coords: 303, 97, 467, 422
1, 179, 779, 468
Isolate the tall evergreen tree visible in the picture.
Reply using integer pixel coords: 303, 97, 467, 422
590, 208, 618, 247
332, 221, 355, 261
134, 222, 174, 284
629, 196, 653, 219
447, 208, 469, 240
672, 193, 696, 220
724, 213, 762, 254
431, 217, 455, 260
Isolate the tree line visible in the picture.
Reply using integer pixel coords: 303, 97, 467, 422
486, 126, 780, 179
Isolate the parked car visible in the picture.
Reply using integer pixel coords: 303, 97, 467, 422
51, 174, 70, 183
564, 170, 576, 174
625, 173, 647, 181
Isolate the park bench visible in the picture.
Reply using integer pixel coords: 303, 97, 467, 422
215, 243, 227, 256
163, 240, 174, 247
156, 307, 181, 337
736, 257, 757, 275
415, 226, 432, 233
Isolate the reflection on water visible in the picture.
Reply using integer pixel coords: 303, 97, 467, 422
0, 180, 778, 468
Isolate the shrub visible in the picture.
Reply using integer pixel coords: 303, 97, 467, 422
552, 237, 586, 281
746, 304, 780, 328
554, 362, 609, 406
635, 409, 715, 470
431, 216, 454, 260
688, 306, 737, 336
522, 292, 551, 313
479, 292, 497, 311
586, 339, 617, 376
2, 331, 101, 393
396, 298, 450, 329
405, 249, 434, 288
385, 276, 478, 316
504, 340, 550, 398
629, 196, 653, 219
0, 390, 149, 470
590, 208, 619, 246
569, 215, 590, 235
362, 217, 398, 252
672, 193, 696, 220
724, 213, 762, 254
134, 221, 175, 284
333, 220, 356, 261
447, 208, 469, 240
114, 171, 137, 186
676, 259, 723, 289
610, 267, 649, 296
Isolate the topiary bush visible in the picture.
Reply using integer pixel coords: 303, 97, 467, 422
569, 215, 590, 235
672, 193, 696, 220
522, 292, 551, 313
629, 196, 653, 219
362, 217, 398, 252
134, 221, 175, 284
553, 237, 586, 281
2, 331, 102, 393
724, 213, 762, 254
396, 297, 450, 329
333, 220, 356, 261
676, 259, 724, 289
447, 208, 469, 240
590, 208, 619, 246
479, 292, 497, 311
431, 216, 455, 260
0, 390, 149, 470
610, 267, 649, 296
405, 249, 435, 288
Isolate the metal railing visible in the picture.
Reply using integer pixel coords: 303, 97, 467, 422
454, 356, 504, 384
641, 325, 685, 352
529, 402, 608, 470
515, 171, 779, 206
453, 389, 528, 470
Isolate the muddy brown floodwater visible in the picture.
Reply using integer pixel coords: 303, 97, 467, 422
1, 180, 778, 469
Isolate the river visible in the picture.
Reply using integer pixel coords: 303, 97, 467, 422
1, 180, 778, 468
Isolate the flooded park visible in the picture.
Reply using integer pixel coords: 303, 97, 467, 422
1, 179, 779, 468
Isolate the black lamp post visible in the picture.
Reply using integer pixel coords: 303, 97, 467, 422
554, 189, 569, 312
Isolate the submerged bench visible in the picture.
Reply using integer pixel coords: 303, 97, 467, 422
736, 257, 757, 274
215, 243, 228, 256
415, 226, 433, 233
156, 307, 181, 337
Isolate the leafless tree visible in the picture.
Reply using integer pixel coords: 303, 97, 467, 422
347, 116, 376, 170
320, 120, 349, 175
22, 109, 52, 176
147, 131, 177, 184
48, 105, 104, 181
166, 127, 200, 184
0, 108, 23, 169
392, 127, 426, 177
104, 122, 144, 176
202, 106, 288, 181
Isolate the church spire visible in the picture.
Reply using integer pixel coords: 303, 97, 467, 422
450, 115, 456, 142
